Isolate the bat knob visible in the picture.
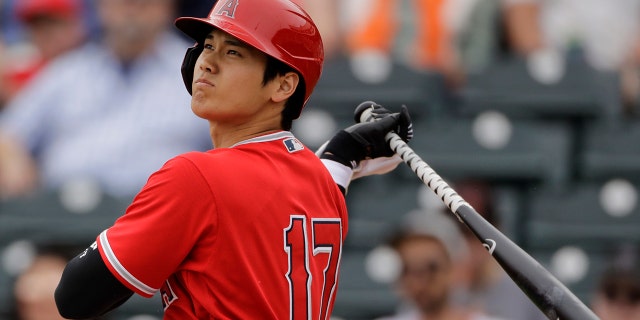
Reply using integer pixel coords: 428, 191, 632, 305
354, 101, 378, 123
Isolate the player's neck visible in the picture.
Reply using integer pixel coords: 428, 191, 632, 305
208, 119, 283, 149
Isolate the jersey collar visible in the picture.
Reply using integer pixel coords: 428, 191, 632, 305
230, 131, 294, 148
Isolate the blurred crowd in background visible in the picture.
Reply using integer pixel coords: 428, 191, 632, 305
2, 0, 640, 319
4, 0, 640, 112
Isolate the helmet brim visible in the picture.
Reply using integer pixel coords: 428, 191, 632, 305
175, 17, 216, 44
175, 16, 268, 56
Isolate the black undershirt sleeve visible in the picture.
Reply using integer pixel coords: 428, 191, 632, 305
55, 243, 134, 319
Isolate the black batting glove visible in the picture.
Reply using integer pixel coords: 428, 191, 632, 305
354, 101, 414, 143
320, 103, 412, 168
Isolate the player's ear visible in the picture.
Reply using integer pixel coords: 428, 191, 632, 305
271, 72, 299, 103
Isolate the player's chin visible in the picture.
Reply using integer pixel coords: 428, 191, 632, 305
190, 85, 211, 104
190, 99, 214, 120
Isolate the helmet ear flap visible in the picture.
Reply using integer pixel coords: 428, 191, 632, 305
181, 44, 203, 95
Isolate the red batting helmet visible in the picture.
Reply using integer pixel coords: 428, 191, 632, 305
174, 0, 324, 118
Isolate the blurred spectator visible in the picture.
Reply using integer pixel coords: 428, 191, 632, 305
449, 180, 544, 320
13, 253, 69, 320
501, 0, 640, 111
2, 0, 87, 100
376, 209, 502, 320
0, 35, 8, 110
15, 0, 87, 69
591, 245, 640, 320
501, 0, 640, 71
0, 0, 211, 199
344, 0, 494, 87
591, 265, 640, 320
9, 245, 87, 320
294, 0, 342, 59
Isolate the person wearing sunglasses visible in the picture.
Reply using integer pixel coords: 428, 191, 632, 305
592, 261, 640, 320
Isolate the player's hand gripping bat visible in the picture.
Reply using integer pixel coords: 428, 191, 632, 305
355, 102, 599, 320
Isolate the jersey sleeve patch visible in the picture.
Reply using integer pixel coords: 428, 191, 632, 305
98, 230, 158, 297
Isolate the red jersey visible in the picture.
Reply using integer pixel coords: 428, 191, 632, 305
97, 131, 348, 319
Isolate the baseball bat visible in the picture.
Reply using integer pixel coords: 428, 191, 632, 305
356, 102, 599, 320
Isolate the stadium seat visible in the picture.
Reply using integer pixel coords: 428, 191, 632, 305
332, 249, 399, 320
307, 56, 452, 123
344, 175, 423, 249
579, 119, 640, 181
489, 184, 529, 241
456, 56, 621, 119
405, 116, 573, 186
528, 243, 611, 304
0, 190, 166, 318
525, 182, 640, 249
0, 191, 116, 314
0, 197, 127, 247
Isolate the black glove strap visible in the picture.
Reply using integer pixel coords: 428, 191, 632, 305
320, 130, 366, 169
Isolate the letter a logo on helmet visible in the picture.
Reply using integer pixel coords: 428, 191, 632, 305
215, 0, 239, 18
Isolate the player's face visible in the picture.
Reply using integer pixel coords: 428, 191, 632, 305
190, 29, 274, 123
97, 0, 174, 59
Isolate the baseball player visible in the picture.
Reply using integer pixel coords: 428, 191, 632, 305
54, 0, 412, 319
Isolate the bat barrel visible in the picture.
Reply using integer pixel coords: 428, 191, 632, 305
456, 205, 599, 320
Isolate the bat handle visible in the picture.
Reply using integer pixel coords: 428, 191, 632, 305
386, 132, 469, 214
358, 105, 469, 214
